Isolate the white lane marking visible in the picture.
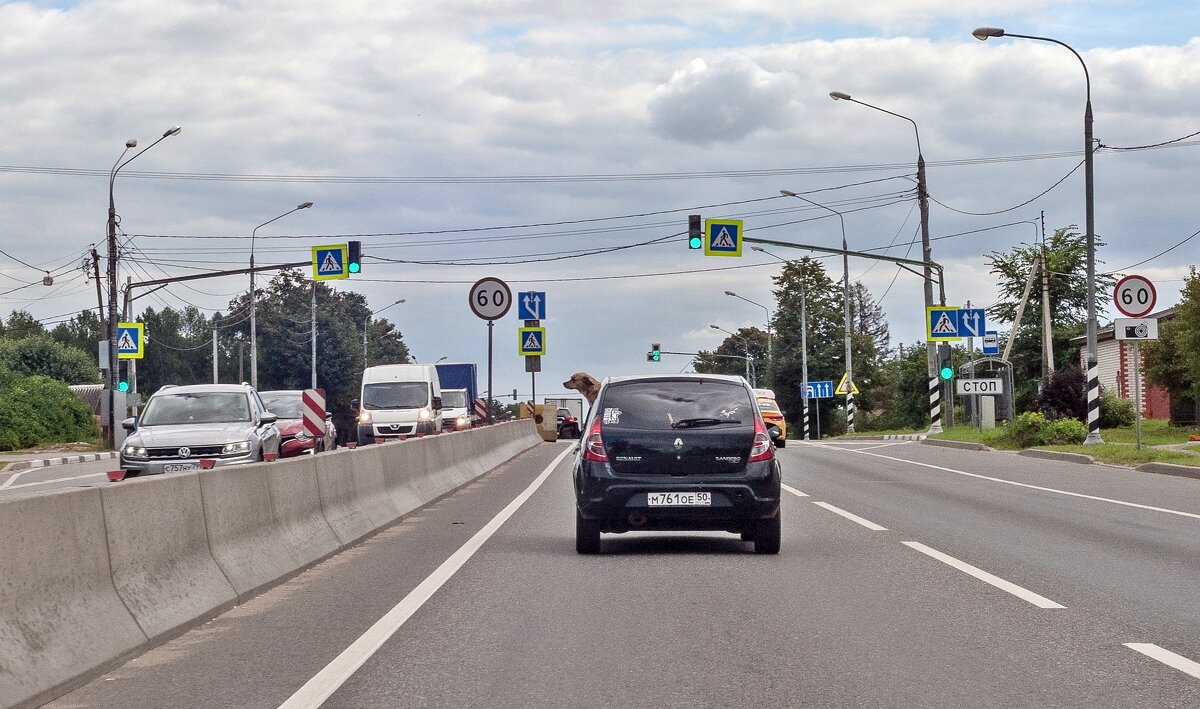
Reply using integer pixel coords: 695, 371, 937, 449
828, 447, 1200, 522
852, 442, 911, 452
1123, 643, 1200, 680
902, 541, 1066, 609
812, 501, 888, 531
4, 472, 109, 490
279, 445, 576, 709
0, 470, 29, 490
781, 483, 809, 498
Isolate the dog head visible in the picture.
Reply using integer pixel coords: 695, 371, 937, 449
562, 371, 601, 403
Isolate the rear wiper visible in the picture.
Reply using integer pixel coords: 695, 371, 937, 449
671, 417, 742, 428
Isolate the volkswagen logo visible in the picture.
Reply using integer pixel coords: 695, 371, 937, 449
673, 438, 683, 451
177, 447, 191, 458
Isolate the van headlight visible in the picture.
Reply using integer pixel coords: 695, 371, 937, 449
358, 411, 372, 423
456, 415, 468, 428
222, 441, 252, 455
418, 409, 431, 421
123, 445, 148, 459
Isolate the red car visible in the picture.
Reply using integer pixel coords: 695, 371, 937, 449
259, 390, 337, 457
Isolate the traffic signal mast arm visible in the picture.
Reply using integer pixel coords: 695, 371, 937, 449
745, 236, 946, 305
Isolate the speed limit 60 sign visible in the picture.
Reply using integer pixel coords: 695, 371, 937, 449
1114, 274, 1156, 318
469, 277, 512, 320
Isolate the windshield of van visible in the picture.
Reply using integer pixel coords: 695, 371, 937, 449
441, 390, 468, 408
599, 379, 752, 430
361, 382, 429, 409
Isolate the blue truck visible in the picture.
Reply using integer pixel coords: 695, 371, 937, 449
434, 362, 479, 430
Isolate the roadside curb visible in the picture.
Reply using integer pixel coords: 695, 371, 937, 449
3, 452, 117, 472
883, 434, 927, 441
922, 439, 990, 452
1020, 449, 1094, 465
1135, 462, 1200, 480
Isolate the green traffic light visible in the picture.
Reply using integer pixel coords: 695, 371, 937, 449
652, 352, 661, 361
688, 237, 702, 249
348, 262, 361, 273
118, 381, 130, 392
939, 366, 953, 381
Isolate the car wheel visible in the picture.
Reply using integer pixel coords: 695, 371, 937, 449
753, 513, 781, 554
740, 530, 755, 541
576, 509, 601, 554
775, 437, 786, 448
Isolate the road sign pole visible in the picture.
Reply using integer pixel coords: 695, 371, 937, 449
1134, 341, 1142, 451
487, 320, 494, 424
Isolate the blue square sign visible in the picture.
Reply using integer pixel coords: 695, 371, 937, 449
517, 291, 546, 320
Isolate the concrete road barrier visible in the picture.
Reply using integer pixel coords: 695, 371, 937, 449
0, 419, 542, 708
0, 489, 147, 709
101, 472, 237, 644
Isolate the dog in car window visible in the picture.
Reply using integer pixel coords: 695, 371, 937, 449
562, 372, 601, 405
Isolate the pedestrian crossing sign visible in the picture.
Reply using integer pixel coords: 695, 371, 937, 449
704, 219, 743, 257
312, 245, 349, 281
116, 322, 144, 360
518, 327, 546, 356
926, 306, 962, 342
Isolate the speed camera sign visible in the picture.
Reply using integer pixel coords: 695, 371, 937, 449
1113, 274, 1156, 318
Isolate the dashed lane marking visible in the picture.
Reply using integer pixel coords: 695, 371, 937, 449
902, 541, 1066, 609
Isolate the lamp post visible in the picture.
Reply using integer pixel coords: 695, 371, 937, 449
724, 290, 772, 369
106, 125, 181, 447
972, 26, 1101, 444
249, 202, 313, 388
364, 298, 406, 367
709, 324, 755, 386
779, 189, 855, 433
829, 91, 944, 434
752, 246, 811, 439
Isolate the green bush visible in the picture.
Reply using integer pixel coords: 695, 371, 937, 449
0, 369, 98, 450
1049, 418, 1086, 445
1098, 388, 1136, 429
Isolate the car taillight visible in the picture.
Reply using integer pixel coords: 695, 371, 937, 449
749, 416, 773, 462
583, 419, 607, 462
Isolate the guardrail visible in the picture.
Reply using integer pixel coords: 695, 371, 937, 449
0, 420, 542, 709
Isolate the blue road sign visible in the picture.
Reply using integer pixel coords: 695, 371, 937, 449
804, 380, 834, 399
959, 308, 986, 339
704, 219, 743, 257
116, 322, 144, 360
312, 245, 348, 281
927, 306, 961, 342
982, 330, 1000, 356
517, 291, 546, 320
518, 327, 546, 356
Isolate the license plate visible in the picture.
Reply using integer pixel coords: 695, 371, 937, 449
647, 492, 711, 507
163, 463, 199, 472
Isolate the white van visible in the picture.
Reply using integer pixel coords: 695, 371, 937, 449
354, 364, 442, 445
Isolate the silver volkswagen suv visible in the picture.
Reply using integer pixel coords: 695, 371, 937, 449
120, 383, 281, 477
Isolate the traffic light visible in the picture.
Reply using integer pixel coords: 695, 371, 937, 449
348, 240, 362, 274
938, 343, 953, 381
117, 361, 130, 393
688, 215, 703, 250
649, 343, 661, 362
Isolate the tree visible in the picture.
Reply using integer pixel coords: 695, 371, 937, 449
850, 281, 890, 357
693, 327, 768, 385
50, 310, 105, 355
2, 310, 45, 340
0, 336, 100, 384
985, 226, 1113, 412
1143, 267, 1200, 424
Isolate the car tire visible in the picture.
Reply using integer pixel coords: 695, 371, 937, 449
753, 513, 781, 554
740, 530, 755, 541
775, 437, 786, 448
576, 509, 601, 554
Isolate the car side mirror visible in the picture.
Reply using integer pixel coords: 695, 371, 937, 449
121, 417, 137, 432
325, 412, 333, 421
260, 412, 278, 425
351, 398, 360, 410
432, 396, 442, 409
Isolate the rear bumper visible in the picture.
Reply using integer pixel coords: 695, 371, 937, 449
575, 463, 780, 534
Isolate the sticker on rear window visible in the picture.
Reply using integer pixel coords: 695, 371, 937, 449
603, 407, 622, 425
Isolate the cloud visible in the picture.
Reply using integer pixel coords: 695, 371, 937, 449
648, 55, 800, 144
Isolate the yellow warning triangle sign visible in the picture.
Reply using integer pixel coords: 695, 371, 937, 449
834, 371, 859, 395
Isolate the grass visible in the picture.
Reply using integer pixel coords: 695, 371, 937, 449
1096, 419, 1194, 446
1037, 443, 1200, 468
928, 421, 1200, 467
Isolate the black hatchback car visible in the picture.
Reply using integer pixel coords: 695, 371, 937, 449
573, 374, 781, 554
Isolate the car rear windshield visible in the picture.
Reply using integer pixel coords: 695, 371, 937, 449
598, 379, 753, 431
362, 382, 429, 409
758, 399, 781, 413
141, 392, 251, 425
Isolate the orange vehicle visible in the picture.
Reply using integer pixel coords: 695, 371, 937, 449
754, 388, 787, 448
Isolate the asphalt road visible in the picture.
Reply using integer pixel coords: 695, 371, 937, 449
45, 440, 1200, 708
0, 459, 115, 498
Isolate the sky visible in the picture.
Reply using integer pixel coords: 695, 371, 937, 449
1, 0, 1198, 403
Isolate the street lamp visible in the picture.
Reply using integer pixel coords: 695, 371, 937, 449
364, 298, 406, 367
753, 246, 812, 439
829, 90, 943, 434
972, 26, 1102, 444
779, 189, 855, 433
249, 201, 313, 388
724, 290, 772, 368
709, 324, 755, 385
105, 125, 181, 447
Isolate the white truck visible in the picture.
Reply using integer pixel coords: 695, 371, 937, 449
353, 364, 442, 445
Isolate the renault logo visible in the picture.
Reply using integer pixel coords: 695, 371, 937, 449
178, 447, 191, 458
673, 438, 683, 450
